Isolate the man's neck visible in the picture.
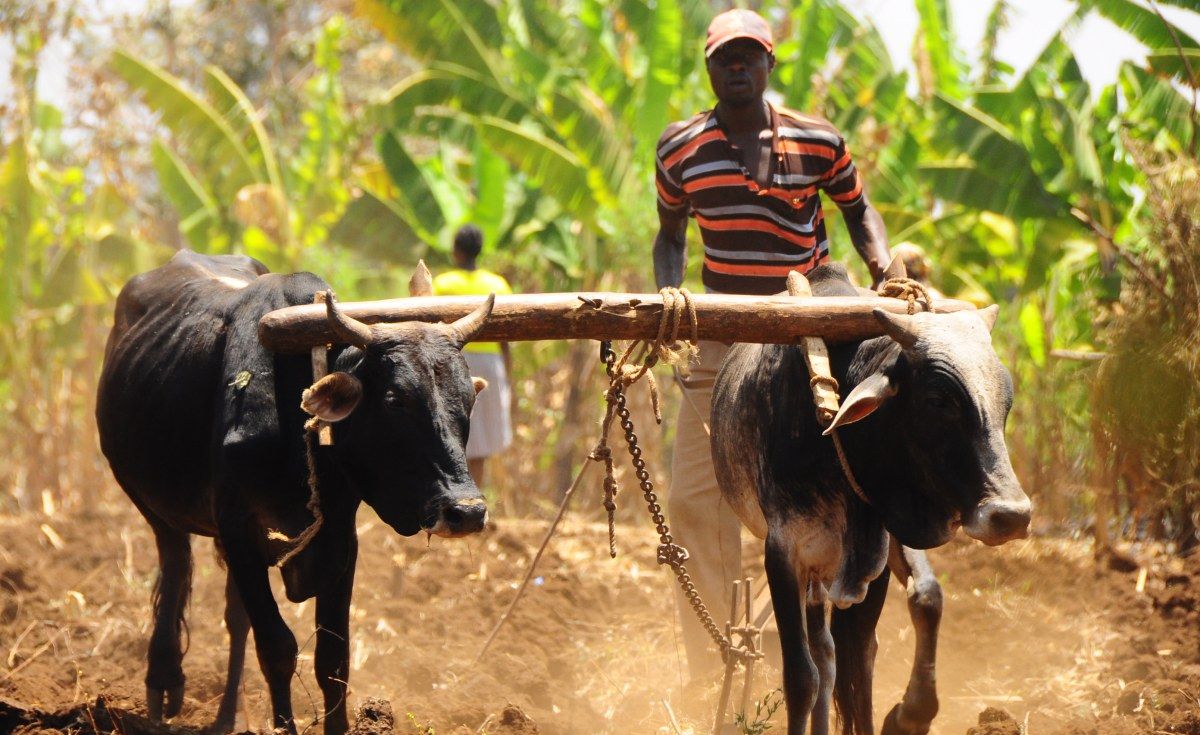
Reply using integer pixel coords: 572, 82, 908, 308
715, 98, 770, 135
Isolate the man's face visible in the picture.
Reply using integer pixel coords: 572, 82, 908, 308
706, 38, 773, 108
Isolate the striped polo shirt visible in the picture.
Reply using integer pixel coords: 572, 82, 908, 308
656, 104, 864, 295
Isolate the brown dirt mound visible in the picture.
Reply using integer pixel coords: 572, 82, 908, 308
1053, 552, 1200, 735
968, 707, 1021, 735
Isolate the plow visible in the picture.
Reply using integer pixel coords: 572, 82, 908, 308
255, 260, 978, 735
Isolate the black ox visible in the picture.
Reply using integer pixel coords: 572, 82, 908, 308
712, 263, 1032, 735
96, 251, 493, 734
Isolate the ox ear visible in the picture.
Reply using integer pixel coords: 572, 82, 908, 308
977, 304, 999, 332
472, 376, 488, 395
822, 373, 897, 436
301, 372, 363, 422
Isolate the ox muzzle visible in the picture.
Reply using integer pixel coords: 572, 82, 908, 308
423, 494, 488, 537
963, 494, 1032, 546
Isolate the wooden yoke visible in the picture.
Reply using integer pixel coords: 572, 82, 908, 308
309, 292, 335, 445
786, 271, 840, 427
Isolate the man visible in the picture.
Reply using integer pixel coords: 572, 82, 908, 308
653, 8, 892, 677
432, 225, 514, 488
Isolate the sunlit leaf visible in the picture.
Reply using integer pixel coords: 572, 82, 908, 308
471, 132, 509, 250
1079, 0, 1199, 53
380, 64, 532, 129
475, 116, 599, 225
355, 0, 503, 79
111, 50, 258, 191
914, 0, 964, 98
1145, 48, 1200, 86
203, 66, 284, 194
328, 188, 427, 264
1018, 299, 1046, 366
377, 132, 447, 242
150, 140, 219, 251
633, 0, 682, 162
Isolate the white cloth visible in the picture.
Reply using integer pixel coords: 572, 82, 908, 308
464, 351, 512, 459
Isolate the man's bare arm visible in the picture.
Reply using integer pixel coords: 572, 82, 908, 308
653, 208, 689, 289
841, 195, 891, 287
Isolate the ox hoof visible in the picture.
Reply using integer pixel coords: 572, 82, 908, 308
208, 712, 247, 735
881, 704, 931, 735
146, 685, 185, 721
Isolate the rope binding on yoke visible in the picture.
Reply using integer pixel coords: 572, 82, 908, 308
877, 277, 932, 315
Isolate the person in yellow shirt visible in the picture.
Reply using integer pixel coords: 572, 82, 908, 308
432, 225, 514, 487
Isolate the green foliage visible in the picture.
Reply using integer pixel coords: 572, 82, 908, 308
7, 0, 1200, 538
110, 17, 378, 272
1092, 154, 1200, 548
111, 50, 260, 196
734, 689, 784, 734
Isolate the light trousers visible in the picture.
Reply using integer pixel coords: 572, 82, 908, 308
668, 340, 744, 677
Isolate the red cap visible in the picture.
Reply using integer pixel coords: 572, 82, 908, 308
705, 9, 774, 58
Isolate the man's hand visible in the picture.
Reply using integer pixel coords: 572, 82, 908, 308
654, 208, 689, 289
841, 196, 891, 288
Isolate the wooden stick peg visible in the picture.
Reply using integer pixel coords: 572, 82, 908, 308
310, 292, 334, 446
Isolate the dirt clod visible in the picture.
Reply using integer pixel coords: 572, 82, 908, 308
489, 704, 539, 735
968, 707, 1020, 735
349, 698, 395, 735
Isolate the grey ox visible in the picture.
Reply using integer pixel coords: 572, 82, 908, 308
711, 263, 1032, 735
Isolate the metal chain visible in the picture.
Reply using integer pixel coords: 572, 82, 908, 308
599, 341, 732, 660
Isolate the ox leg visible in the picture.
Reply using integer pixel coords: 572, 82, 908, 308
765, 532, 818, 735
315, 535, 357, 735
829, 566, 888, 735
146, 527, 192, 721
881, 541, 941, 735
221, 531, 298, 734
807, 584, 835, 735
213, 571, 250, 733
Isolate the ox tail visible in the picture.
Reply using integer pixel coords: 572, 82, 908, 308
830, 567, 890, 735
149, 533, 194, 657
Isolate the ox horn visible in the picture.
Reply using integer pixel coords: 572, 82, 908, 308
324, 290, 373, 349
882, 252, 908, 281
409, 260, 434, 297
978, 304, 1000, 332
872, 308, 919, 348
445, 294, 496, 347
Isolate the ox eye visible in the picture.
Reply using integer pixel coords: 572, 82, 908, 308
925, 389, 960, 416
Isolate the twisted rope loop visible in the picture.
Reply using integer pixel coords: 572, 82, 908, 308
605, 287, 699, 419
271, 421, 326, 568
877, 277, 932, 315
